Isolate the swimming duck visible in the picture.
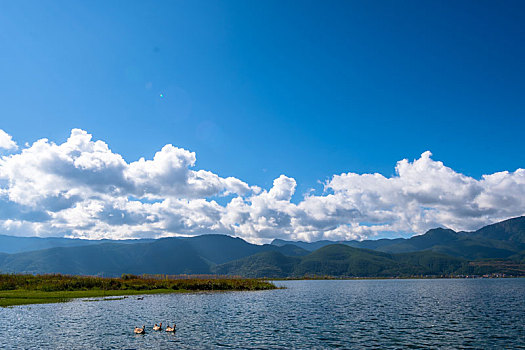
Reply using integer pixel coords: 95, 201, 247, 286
153, 323, 162, 331
134, 325, 145, 334
165, 324, 176, 332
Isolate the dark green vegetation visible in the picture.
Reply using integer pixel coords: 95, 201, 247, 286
272, 217, 525, 261
0, 235, 308, 276
0, 274, 276, 307
215, 245, 522, 278
0, 217, 524, 278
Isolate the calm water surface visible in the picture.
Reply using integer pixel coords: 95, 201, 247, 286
1, 279, 524, 349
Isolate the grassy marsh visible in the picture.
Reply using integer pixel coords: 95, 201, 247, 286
0, 274, 276, 307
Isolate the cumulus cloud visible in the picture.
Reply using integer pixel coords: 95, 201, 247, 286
0, 129, 17, 150
0, 129, 524, 242
319, 151, 525, 234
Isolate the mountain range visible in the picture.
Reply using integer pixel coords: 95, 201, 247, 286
272, 217, 525, 260
0, 216, 524, 277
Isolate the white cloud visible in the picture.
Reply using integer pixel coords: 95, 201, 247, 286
0, 129, 524, 242
0, 129, 17, 150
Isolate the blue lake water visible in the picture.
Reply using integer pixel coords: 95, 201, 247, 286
1, 279, 524, 349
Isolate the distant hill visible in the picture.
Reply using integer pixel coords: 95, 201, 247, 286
0, 240, 209, 276
0, 234, 155, 254
214, 251, 300, 278
469, 216, 525, 244
180, 234, 308, 265
271, 237, 407, 251
0, 235, 309, 276
271, 239, 343, 252
272, 216, 525, 260
215, 244, 467, 278
0, 216, 524, 277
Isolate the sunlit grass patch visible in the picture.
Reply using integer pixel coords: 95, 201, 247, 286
0, 274, 277, 307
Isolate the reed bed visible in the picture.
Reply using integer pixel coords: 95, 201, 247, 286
0, 274, 276, 307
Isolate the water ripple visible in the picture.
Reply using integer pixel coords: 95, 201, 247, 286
0, 279, 524, 349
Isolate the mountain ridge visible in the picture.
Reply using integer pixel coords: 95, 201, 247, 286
0, 216, 524, 277
271, 216, 525, 260
0, 234, 156, 254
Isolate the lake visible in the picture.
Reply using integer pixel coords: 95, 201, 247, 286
1, 279, 524, 349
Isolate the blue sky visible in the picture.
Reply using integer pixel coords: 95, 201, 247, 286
0, 1, 524, 241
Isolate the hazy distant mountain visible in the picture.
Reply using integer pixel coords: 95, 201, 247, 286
0, 234, 155, 254
0, 217, 524, 277
0, 235, 308, 276
179, 234, 308, 264
272, 216, 525, 260
0, 240, 210, 276
271, 238, 406, 252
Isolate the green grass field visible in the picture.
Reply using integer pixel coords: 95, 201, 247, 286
0, 288, 188, 307
0, 274, 277, 307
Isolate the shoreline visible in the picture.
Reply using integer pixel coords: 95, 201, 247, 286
0, 288, 189, 307
271, 275, 524, 281
0, 274, 277, 307
0, 286, 279, 307
2, 275, 521, 307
